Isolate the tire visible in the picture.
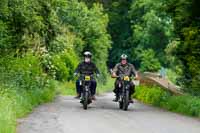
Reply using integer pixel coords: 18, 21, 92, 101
119, 98, 123, 109
83, 90, 89, 110
123, 90, 129, 111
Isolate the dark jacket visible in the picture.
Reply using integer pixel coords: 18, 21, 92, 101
112, 63, 137, 77
75, 61, 100, 76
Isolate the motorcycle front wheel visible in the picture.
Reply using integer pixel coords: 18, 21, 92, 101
123, 90, 129, 111
83, 91, 89, 110
119, 99, 123, 109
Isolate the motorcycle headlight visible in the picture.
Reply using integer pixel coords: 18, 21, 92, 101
79, 81, 82, 85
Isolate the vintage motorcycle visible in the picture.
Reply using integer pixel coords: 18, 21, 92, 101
79, 74, 93, 110
118, 75, 132, 111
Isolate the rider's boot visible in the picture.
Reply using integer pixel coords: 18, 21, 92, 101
113, 94, 119, 102
91, 95, 96, 101
80, 97, 83, 103
129, 96, 134, 103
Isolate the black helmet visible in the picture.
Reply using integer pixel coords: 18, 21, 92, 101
83, 51, 92, 58
120, 54, 128, 60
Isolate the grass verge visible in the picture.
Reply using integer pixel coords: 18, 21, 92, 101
57, 76, 115, 96
0, 81, 56, 133
134, 85, 200, 117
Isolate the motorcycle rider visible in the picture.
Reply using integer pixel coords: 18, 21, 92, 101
111, 54, 138, 103
74, 51, 100, 100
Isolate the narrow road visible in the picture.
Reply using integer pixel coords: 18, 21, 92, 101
17, 93, 200, 133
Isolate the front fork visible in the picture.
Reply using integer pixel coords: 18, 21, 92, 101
80, 82, 91, 102
119, 83, 130, 101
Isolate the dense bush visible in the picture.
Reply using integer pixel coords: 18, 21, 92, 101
164, 0, 200, 96
164, 95, 200, 116
134, 85, 200, 117
139, 49, 161, 72
0, 54, 56, 133
0, 0, 111, 80
134, 85, 171, 106
42, 50, 79, 81
57, 0, 111, 82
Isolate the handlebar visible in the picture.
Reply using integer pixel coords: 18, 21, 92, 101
115, 75, 138, 80
73, 73, 100, 79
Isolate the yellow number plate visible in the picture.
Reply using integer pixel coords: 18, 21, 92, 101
85, 76, 91, 81
124, 76, 130, 81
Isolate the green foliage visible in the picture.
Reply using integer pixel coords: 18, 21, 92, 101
0, 0, 111, 80
91, 0, 174, 71
163, 95, 200, 116
56, 81, 76, 96
0, 21, 11, 49
0, 0, 199, 131
0, 84, 56, 133
166, 68, 181, 84
81, 0, 133, 67
134, 85, 171, 106
129, 0, 174, 70
0, 54, 44, 91
106, 0, 133, 67
0, 0, 111, 132
41, 49, 79, 81
97, 77, 115, 94
134, 85, 200, 117
165, 0, 200, 95
0, 54, 56, 133
57, 0, 111, 81
175, 27, 200, 96
139, 49, 161, 72
0, 95, 15, 133
51, 50, 78, 81
57, 76, 115, 96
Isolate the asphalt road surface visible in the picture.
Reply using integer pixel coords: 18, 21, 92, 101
17, 93, 200, 133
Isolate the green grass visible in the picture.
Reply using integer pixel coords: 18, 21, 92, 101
0, 54, 58, 133
134, 85, 200, 117
0, 73, 113, 133
163, 95, 200, 117
56, 76, 115, 96
0, 96, 16, 133
0, 81, 56, 133
97, 77, 115, 94
56, 81, 76, 95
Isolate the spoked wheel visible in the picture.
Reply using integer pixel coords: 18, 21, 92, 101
119, 100, 123, 109
123, 90, 129, 111
83, 91, 88, 110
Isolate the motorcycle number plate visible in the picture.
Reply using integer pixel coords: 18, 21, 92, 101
85, 76, 91, 81
124, 76, 130, 81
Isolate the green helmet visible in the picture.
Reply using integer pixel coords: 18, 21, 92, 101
120, 54, 128, 60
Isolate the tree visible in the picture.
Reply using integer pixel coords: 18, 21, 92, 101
129, 0, 174, 71
57, 0, 111, 81
140, 49, 161, 72
165, 0, 200, 95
